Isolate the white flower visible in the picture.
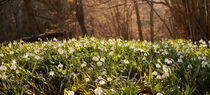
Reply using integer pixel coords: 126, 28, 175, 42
109, 51, 114, 56
12, 60, 16, 64
156, 92, 163, 95
107, 77, 112, 81
0, 73, 7, 79
110, 88, 116, 93
58, 63, 63, 68
16, 70, 19, 74
67, 91, 74, 95
102, 71, 106, 75
162, 72, 169, 78
124, 60, 129, 64
156, 64, 161, 68
58, 48, 64, 55
93, 56, 99, 61
35, 55, 40, 60
99, 80, 106, 85
81, 63, 87, 67
100, 58, 105, 62
178, 59, 183, 63
163, 65, 169, 72
0, 64, 7, 71
0, 53, 4, 57
156, 75, 162, 79
11, 64, 16, 70
153, 71, 158, 76
10, 51, 14, 55
49, 71, 55, 76
198, 56, 202, 60
201, 61, 208, 68
203, 56, 207, 60
85, 78, 90, 82
94, 87, 103, 95
97, 62, 102, 66
188, 64, 193, 69
98, 76, 103, 80
165, 58, 172, 64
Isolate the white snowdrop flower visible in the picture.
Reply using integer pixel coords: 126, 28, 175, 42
110, 88, 116, 93
118, 54, 121, 58
201, 61, 208, 68
153, 71, 158, 76
95, 79, 99, 83
143, 57, 146, 60
100, 58, 105, 62
144, 53, 148, 56
107, 77, 112, 81
163, 65, 169, 72
156, 75, 162, 79
49, 71, 55, 76
97, 62, 103, 66
178, 59, 183, 63
109, 51, 114, 56
16, 70, 19, 74
102, 71, 106, 75
10, 51, 14, 55
88, 67, 93, 71
180, 55, 184, 58
58, 63, 63, 68
35, 55, 40, 60
165, 58, 172, 64
12, 60, 16, 64
203, 56, 207, 60
58, 48, 64, 54
85, 78, 90, 82
124, 60, 129, 64
53, 38, 57, 41
99, 80, 106, 85
0, 73, 7, 79
67, 91, 74, 95
177, 51, 182, 55
162, 72, 169, 78
94, 87, 103, 95
0, 53, 4, 57
188, 64, 193, 69
156, 92, 163, 95
98, 76, 103, 80
186, 48, 190, 52
0, 64, 7, 71
11, 64, 16, 70
156, 64, 161, 68
198, 56, 202, 60
93, 56, 99, 61
68, 47, 74, 54
81, 63, 87, 68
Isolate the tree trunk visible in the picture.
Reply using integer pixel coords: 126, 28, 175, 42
23, 0, 41, 36
75, 0, 88, 37
133, 0, 143, 41
150, 0, 154, 42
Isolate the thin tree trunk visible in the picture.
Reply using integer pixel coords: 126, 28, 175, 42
23, 0, 41, 36
75, 0, 88, 37
150, 0, 154, 42
133, 0, 143, 41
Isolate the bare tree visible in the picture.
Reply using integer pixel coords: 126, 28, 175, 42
76, 0, 88, 37
133, 0, 143, 41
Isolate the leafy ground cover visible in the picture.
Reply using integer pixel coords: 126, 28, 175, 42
0, 37, 210, 95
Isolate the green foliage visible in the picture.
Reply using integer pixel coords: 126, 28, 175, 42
0, 37, 209, 95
